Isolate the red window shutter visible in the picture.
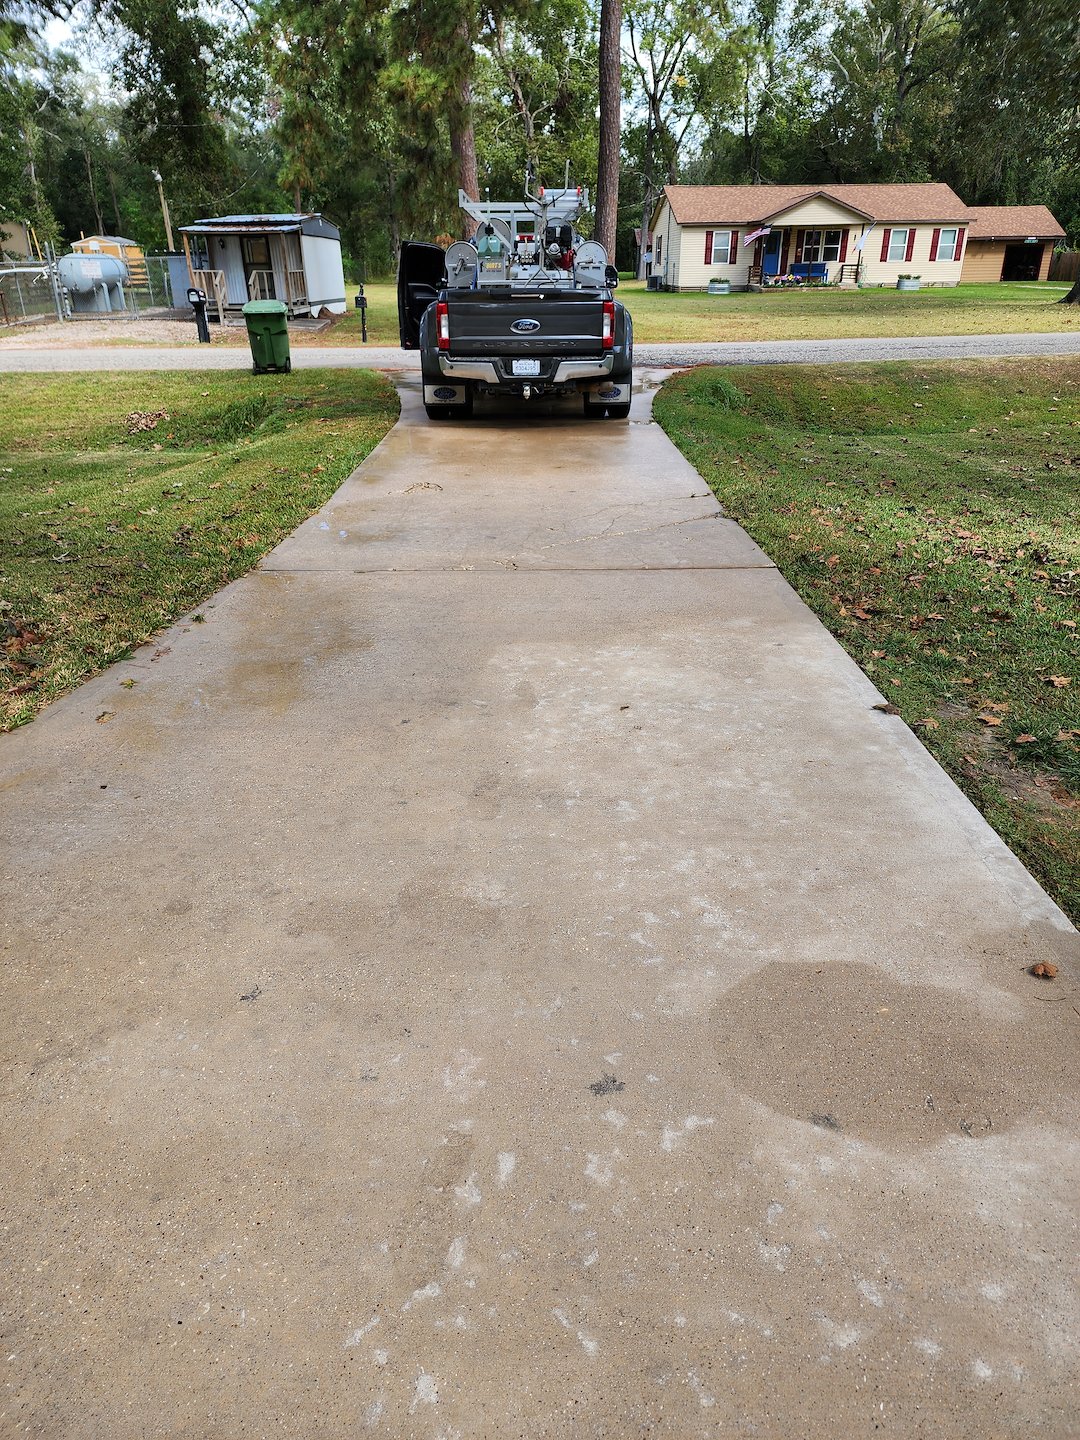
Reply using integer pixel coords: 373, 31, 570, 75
728, 231, 738, 264
839, 230, 849, 262
905, 229, 915, 262
954, 227, 966, 262
880, 228, 891, 262
794, 229, 805, 263
705, 230, 713, 265
929, 228, 940, 262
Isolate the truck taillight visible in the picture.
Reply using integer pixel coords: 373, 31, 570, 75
602, 300, 615, 350
436, 301, 449, 351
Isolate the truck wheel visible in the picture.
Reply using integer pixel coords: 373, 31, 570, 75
582, 392, 607, 418
606, 400, 631, 420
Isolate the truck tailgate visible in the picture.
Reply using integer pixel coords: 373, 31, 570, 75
446, 294, 605, 355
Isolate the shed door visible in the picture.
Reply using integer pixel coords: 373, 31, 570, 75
242, 236, 275, 298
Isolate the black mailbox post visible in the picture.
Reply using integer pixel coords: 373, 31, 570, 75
355, 283, 368, 343
188, 287, 210, 344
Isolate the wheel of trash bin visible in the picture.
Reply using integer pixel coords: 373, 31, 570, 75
284, 357, 292, 373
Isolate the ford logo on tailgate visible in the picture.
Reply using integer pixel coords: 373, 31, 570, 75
510, 318, 541, 334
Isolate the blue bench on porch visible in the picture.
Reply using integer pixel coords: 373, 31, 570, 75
790, 262, 828, 280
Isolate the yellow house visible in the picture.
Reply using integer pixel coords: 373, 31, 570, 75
71, 235, 148, 286
650, 183, 981, 290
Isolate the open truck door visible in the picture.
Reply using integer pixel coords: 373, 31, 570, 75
397, 241, 446, 349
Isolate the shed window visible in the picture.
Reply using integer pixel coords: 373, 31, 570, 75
802, 229, 843, 263
887, 228, 910, 261
936, 227, 959, 261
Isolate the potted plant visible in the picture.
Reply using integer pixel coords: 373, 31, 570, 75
707, 275, 730, 295
896, 273, 921, 292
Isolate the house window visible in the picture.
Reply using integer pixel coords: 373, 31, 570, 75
887, 228, 910, 261
802, 229, 844, 263
655, 234, 662, 265
704, 229, 737, 265
936, 227, 959, 261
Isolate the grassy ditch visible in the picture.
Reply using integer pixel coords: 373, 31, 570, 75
0, 369, 398, 728
654, 358, 1079, 920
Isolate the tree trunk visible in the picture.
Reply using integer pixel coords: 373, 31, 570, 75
593, 0, 622, 262
108, 170, 123, 236
1059, 278, 1080, 304
84, 150, 104, 235
450, 15, 479, 238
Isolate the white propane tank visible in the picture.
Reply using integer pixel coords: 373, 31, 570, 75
57, 252, 129, 313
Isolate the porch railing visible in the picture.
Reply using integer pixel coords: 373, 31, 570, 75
285, 267, 307, 308
247, 268, 275, 301
190, 268, 227, 322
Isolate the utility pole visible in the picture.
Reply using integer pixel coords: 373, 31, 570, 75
152, 170, 175, 251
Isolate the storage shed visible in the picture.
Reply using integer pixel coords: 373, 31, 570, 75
178, 214, 346, 321
961, 207, 1065, 283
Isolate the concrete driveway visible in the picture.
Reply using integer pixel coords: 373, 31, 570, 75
1, 375, 1077, 1438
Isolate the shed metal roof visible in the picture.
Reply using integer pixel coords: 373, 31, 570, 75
179, 213, 337, 237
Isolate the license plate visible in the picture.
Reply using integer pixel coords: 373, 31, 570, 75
512, 359, 541, 376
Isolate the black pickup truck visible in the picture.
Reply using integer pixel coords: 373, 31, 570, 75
397, 181, 633, 420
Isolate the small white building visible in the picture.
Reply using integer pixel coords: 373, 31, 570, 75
649, 183, 976, 290
179, 213, 347, 320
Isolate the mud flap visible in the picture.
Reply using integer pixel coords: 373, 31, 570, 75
424, 384, 469, 406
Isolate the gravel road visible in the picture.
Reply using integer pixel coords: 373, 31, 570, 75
1, 330, 1079, 372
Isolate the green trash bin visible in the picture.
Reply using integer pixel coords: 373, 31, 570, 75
242, 299, 291, 374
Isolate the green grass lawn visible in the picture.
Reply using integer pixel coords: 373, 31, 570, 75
654, 358, 1079, 921
0, 369, 398, 728
309, 279, 1076, 347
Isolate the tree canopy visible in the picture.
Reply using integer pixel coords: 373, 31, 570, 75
1, 0, 1076, 273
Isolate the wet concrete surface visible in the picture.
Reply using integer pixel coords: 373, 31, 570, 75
1, 374, 1077, 1438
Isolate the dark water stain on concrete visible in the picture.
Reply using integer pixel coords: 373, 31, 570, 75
710, 961, 1072, 1148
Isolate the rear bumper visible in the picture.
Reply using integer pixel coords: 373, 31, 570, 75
438, 354, 615, 384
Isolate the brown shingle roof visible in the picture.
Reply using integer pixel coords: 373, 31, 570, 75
659, 183, 969, 226
965, 205, 1065, 240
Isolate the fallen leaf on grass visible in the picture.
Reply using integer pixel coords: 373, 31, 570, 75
872, 703, 901, 715
1030, 962, 1058, 980
978, 714, 1004, 726
1047, 675, 1071, 688
1014, 734, 1037, 744
825, 554, 839, 568
917, 717, 940, 730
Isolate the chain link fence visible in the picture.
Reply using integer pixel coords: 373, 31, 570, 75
0, 250, 191, 328
0, 264, 62, 326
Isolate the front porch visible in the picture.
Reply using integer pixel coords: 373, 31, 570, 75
746, 225, 861, 287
